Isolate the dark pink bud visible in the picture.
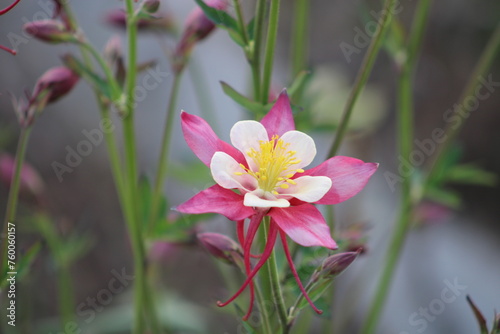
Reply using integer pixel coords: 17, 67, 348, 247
173, 0, 228, 73
105, 9, 175, 32
0, 154, 44, 196
197, 232, 243, 267
32, 66, 80, 104
313, 251, 359, 281
23, 20, 76, 43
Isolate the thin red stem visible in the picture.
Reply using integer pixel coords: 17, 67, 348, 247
0, 0, 21, 15
0, 44, 16, 55
279, 229, 323, 315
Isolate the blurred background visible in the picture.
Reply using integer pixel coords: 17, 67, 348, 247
0, 0, 499, 333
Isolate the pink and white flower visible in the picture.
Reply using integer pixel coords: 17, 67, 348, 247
177, 90, 378, 319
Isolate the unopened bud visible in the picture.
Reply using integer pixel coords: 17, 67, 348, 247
32, 66, 80, 105
104, 35, 123, 64
105, 9, 175, 32
142, 0, 160, 13
312, 251, 359, 282
0, 154, 44, 196
197, 233, 243, 266
173, 0, 228, 73
466, 295, 488, 333
23, 20, 76, 43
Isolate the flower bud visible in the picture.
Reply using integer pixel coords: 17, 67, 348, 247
172, 0, 228, 73
0, 154, 44, 196
105, 9, 175, 32
23, 20, 76, 43
197, 232, 243, 267
32, 66, 80, 105
465, 295, 488, 333
312, 251, 359, 282
142, 0, 160, 14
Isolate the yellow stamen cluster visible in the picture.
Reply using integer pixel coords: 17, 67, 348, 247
234, 135, 304, 194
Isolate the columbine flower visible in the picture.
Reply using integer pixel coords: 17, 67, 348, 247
176, 90, 378, 319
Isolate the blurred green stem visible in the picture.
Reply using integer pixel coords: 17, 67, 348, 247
291, 0, 310, 77
260, 0, 281, 103
361, 0, 432, 332
328, 0, 398, 157
426, 23, 500, 184
123, 2, 153, 333
1, 127, 32, 277
263, 217, 288, 328
149, 73, 182, 234
251, 0, 266, 101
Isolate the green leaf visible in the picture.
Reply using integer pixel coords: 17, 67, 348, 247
220, 81, 270, 115
446, 164, 497, 187
466, 295, 489, 334
193, 0, 239, 32
247, 17, 255, 40
61, 53, 114, 100
425, 187, 461, 209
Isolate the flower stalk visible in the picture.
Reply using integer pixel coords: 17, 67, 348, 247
260, 0, 281, 104
361, 0, 433, 332
0, 127, 32, 276
328, 0, 398, 157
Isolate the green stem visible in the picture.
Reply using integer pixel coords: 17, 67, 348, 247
254, 278, 273, 334
426, 23, 500, 184
328, 0, 398, 157
287, 279, 315, 328
232, 0, 249, 46
79, 42, 121, 100
1, 127, 32, 276
123, 2, 150, 334
291, 0, 310, 77
251, 0, 266, 101
263, 217, 288, 329
260, 0, 281, 104
58, 263, 75, 328
188, 57, 218, 132
148, 73, 182, 234
360, 1, 433, 332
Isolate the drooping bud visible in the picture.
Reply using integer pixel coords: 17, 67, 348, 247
104, 35, 123, 64
32, 66, 80, 105
0, 154, 44, 196
142, 0, 160, 14
197, 233, 243, 267
105, 9, 175, 32
312, 251, 359, 282
172, 0, 228, 73
23, 20, 77, 43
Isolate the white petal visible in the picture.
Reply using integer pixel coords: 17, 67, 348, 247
279, 130, 316, 170
244, 192, 290, 208
279, 175, 332, 203
210, 152, 257, 191
230, 121, 268, 170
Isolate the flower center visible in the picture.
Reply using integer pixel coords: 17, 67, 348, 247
235, 135, 304, 194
